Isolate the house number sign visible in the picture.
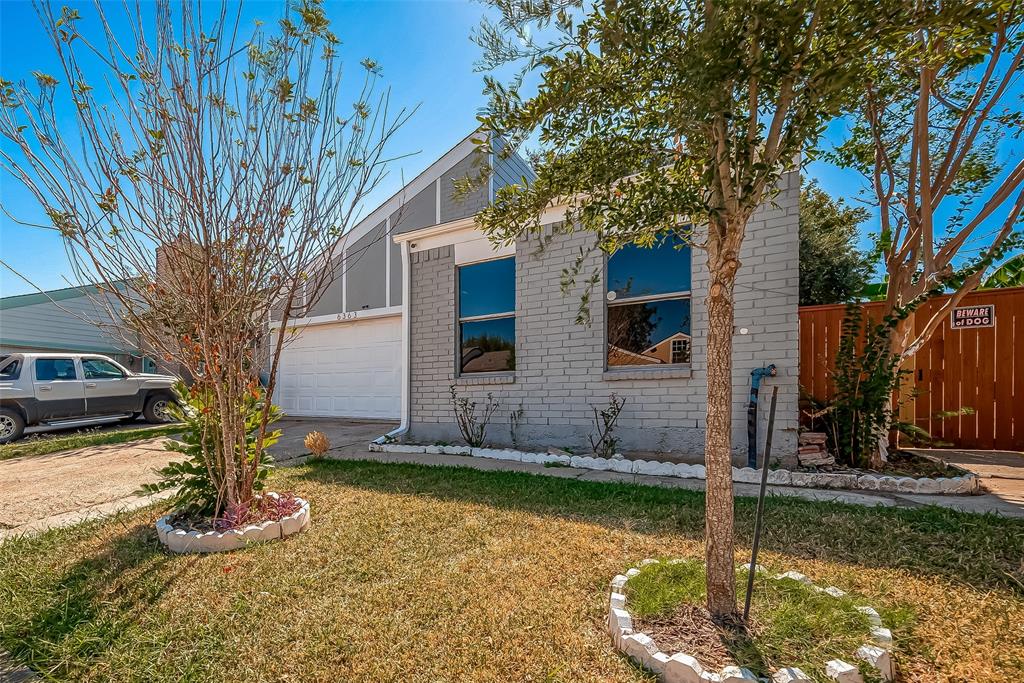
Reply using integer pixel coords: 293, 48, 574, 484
950, 304, 995, 329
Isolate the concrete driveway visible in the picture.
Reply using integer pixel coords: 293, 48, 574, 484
270, 418, 396, 461
0, 417, 395, 538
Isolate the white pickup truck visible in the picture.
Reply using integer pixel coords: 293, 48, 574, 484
0, 352, 179, 443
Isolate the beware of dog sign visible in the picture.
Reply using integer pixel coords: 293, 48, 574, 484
950, 304, 995, 329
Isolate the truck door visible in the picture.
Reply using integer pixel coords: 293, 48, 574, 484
33, 357, 87, 420
82, 357, 136, 415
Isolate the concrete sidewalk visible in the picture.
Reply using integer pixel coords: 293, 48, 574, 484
906, 448, 1024, 512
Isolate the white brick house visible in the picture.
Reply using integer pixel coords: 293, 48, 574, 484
389, 169, 801, 459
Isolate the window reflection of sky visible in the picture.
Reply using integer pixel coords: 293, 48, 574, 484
459, 258, 515, 317
608, 236, 691, 298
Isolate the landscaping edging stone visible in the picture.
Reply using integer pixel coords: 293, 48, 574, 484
608, 559, 895, 683
368, 442, 979, 495
155, 494, 310, 554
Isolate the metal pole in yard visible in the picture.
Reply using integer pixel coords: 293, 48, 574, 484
743, 385, 778, 623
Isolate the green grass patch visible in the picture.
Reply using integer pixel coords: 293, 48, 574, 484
627, 560, 876, 681
0, 423, 180, 460
0, 458, 1021, 681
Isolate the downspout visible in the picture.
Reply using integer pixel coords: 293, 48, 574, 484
746, 364, 777, 468
375, 239, 412, 444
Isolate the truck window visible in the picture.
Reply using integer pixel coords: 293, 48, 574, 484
0, 359, 20, 379
82, 358, 125, 379
35, 358, 79, 381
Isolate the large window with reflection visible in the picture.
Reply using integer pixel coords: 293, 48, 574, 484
607, 235, 691, 367
458, 257, 515, 374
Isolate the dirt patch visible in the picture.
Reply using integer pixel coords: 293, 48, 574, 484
0, 438, 175, 529
634, 603, 757, 670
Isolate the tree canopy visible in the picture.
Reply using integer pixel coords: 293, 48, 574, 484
799, 181, 871, 305
830, 0, 1024, 359
472, 0, 912, 618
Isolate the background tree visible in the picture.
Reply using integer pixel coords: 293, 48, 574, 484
473, 0, 906, 618
0, 0, 407, 519
832, 0, 1024, 364
799, 181, 872, 305
981, 253, 1024, 288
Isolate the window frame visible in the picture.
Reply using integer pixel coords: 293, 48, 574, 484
455, 255, 516, 377
670, 337, 689, 365
604, 241, 693, 371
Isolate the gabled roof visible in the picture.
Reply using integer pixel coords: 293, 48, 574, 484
329, 131, 482, 258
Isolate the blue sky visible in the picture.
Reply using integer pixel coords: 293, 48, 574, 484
0, 0, 1017, 296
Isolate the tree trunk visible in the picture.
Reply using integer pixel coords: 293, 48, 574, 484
704, 271, 737, 619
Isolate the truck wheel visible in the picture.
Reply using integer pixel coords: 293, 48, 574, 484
143, 395, 175, 424
0, 408, 26, 444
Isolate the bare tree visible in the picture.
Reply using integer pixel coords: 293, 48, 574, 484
0, 0, 409, 517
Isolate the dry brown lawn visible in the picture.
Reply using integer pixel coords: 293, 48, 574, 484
1, 459, 1021, 682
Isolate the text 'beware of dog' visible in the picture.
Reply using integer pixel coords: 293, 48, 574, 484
950, 304, 995, 329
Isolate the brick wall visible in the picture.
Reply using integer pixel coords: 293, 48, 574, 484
407, 171, 800, 460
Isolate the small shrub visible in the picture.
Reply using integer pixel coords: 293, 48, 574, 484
304, 430, 331, 458
589, 393, 626, 458
140, 381, 281, 518
509, 403, 524, 449
449, 383, 500, 447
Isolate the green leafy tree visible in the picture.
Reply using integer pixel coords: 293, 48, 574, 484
832, 1, 1023, 361
830, 0, 1024, 463
981, 254, 1024, 288
472, 0, 907, 617
799, 181, 871, 305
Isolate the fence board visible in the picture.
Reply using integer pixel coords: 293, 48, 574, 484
799, 286, 1024, 451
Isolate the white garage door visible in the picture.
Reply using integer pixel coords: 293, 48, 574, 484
275, 315, 402, 419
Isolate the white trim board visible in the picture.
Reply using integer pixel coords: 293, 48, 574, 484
270, 305, 401, 331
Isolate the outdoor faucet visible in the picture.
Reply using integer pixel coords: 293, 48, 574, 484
747, 364, 777, 469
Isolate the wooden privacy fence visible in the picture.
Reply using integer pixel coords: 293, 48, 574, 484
799, 286, 1024, 451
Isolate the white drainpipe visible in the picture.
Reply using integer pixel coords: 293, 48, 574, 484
376, 238, 412, 443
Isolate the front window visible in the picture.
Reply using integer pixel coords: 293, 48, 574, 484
82, 358, 126, 379
458, 257, 515, 373
607, 235, 692, 367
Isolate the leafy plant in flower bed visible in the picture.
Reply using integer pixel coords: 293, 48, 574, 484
140, 381, 281, 521
626, 560, 878, 681
214, 493, 301, 532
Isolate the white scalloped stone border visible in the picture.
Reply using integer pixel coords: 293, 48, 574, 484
368, 442, 979, 495
155, 494, 311, 554
607, 559, 895, 683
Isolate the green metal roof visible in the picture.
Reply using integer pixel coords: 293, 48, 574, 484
0, 281, 129, 311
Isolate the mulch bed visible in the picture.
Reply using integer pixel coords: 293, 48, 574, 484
634, 603, 757, 671
799, 450, 961, 478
